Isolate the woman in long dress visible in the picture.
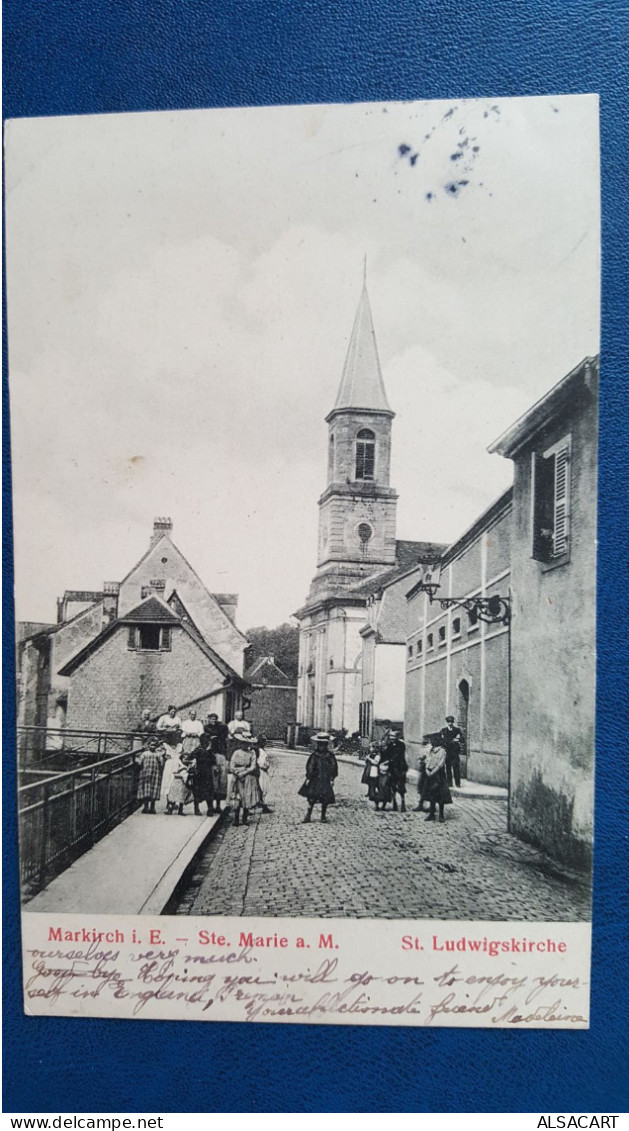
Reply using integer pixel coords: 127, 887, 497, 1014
229, 736, 259, 826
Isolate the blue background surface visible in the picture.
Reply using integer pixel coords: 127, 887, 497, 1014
3, 0, 628, 1114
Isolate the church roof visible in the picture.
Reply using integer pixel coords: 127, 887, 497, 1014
329, 283, 392, 416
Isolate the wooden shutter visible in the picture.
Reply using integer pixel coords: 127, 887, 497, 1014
552, 440, 571, 557
160, 626, 172, 650
128, 626, 138, 649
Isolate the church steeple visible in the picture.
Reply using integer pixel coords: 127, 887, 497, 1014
329, 279, 393, 418
306, 277, 399, 598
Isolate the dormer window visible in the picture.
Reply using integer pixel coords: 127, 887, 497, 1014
128, 625, 171, 651
355, 429, 375, 480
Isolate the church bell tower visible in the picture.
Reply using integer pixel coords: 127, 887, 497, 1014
307, 278, 398, 602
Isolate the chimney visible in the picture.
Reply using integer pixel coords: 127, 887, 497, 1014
102, 582, 120, 626
212, 593, 239, 625
150, 516, 173, 546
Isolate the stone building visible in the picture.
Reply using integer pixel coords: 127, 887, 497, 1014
244, 656, 297, 742
294, 280, 440, 734
404, 488, 512, 786
58, 593, 248, 733
357, 557, 445, 742
16, 518, 250, 751
488, 355, 598, 868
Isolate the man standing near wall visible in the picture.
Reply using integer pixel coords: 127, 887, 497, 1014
439, 716, 464, 788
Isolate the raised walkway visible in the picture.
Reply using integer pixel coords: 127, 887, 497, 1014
26, 808, 221, 916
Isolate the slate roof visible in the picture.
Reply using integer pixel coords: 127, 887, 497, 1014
329, 283, 392, 415
58, 593, 247, 687
119, 596, 180, 624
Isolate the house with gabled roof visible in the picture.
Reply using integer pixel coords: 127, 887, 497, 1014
16, 518, 250, 752
58, 593, 249, 733
243, 655, 297, 742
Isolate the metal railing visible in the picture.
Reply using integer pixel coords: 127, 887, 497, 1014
17, 725, 140, 772
18, 749, 141, 898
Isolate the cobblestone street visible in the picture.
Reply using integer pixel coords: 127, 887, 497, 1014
169, 750, 591, 921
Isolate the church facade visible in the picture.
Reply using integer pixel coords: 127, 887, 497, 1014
294, 282, 441, 734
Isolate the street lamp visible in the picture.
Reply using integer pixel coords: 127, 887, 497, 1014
415, 564, 511, 626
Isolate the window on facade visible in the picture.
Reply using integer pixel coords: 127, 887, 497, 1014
417, 639, 423, 654
532, 435, 572, 563
408, 645, 413, 659
468, 606, 479, 628
328, 433, 335, 478
452, 617, 461, 636
355, 429, 376, 480
357, 522, 373, 544
427, 633, 434, 649
438, 626, 446, 643
128, 625, 171, 651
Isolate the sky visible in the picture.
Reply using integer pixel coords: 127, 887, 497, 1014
6, 95, 600, 631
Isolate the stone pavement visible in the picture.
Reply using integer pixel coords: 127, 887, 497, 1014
170, 750, 591, 921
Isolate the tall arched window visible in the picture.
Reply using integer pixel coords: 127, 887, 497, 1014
355, 428, 375, 480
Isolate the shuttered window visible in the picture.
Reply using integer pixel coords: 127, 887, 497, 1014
532, 435, 572, 563
128, 624, 172, 650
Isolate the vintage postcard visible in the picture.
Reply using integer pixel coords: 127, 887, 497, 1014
6, 94, 599, 1028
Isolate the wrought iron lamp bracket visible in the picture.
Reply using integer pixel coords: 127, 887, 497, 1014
419, 584, 511, 625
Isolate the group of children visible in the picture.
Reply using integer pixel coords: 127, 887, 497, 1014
135, 709, 271, 820
362, 729, 454, 823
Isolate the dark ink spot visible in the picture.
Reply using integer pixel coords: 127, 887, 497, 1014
409, 153, 418, 166
425, 191, 434, 201
458, 180, 469, 187
473, 146, 480, 152
398, 143, 411, 157
450, 152, 463, 161
445, 182, 459, 195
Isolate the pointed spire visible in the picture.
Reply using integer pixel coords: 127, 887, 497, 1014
331, 275, 392, 415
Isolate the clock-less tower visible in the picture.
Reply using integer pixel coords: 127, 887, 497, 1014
295, 279, 400, 733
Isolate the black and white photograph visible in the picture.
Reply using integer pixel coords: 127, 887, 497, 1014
8, 94, 598, 973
